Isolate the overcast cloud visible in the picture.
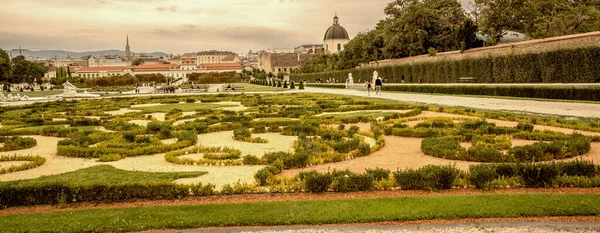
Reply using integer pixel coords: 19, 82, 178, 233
0, 0, 472, 54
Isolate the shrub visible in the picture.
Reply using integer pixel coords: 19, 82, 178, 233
365, 167, 390, 181
516, 122, 534, 132
254, 167, 273, 186
242, 155, 264, 165
122, 132, 136, 142
519, 162, 560, 188
467, 145, 507, 162
421, 137, 467, 160
557, 160, 597, 177
469, 164, 497, 189
303, 172, 333, 193
264, 151, 309, 169
0, 137, 37, 152
331, 173, 374, 192
394, 165, 459, 190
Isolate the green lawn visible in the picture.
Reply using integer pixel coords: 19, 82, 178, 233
1, 193, 599, 232
2, 90, 63, 98
2, 165, 206, 186
231, 83, 290, 92
130, 103, 234, 112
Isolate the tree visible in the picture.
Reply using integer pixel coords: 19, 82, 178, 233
10, 55, 29, 83
299, 81, 305, 90
0, 49, 10, 83
131, 58, 144, 66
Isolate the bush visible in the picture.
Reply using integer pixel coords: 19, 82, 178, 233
469, 164, 497, 189
331, 173, 373, 192
394, 165, 459, 190
263, 151, 309, 169
421, 137, 466, 160
0, 137, 37, 152
365, 167, 390, 181
516, 122, 534, 132
303, 172, 333, 193
557, 160, 597, 177
254, 167, 273, 186
519, 162, 560, 188
242, 155, 264, 165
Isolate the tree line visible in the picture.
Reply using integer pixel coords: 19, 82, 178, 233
0, 52, 49, 85
298, 0, 600, 73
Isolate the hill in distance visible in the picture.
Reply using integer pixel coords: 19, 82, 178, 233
4, 49, 169, 59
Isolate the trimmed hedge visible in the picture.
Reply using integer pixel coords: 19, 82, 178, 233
0, 154, 46, 174
291, 46, 600, 84
0, 182, 215, 208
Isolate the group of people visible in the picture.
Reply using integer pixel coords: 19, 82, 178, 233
365, 77, 383, 96
225, 84, 236, 92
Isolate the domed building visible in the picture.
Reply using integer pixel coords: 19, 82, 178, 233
323, 14, 350, 54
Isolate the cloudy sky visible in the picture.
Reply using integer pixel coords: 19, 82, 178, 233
0, 0, 471, 55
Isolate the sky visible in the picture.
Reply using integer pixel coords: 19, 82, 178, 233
0, 0, 472, 55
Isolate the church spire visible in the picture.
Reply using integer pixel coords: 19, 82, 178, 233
125, 34, 131, 58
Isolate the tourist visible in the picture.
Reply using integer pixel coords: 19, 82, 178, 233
366, 80, 372, 96
375, 77, 383, 95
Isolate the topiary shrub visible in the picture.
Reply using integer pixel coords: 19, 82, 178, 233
299, 81, 305, 90
303, 172, 333, 193
394, 165, 459, 190
516, 122, 534, 132
331, 173, 374, 192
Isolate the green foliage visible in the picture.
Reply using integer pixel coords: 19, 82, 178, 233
97, 154, 122, 162
519, 162, 560, 188
331, 173, 374, 192
365, 167, 391, 181
187, 72, 240, 84
233, 128, 268, 143
0, 136, 37, 151
165, 146, 243, 166
394, 165, 459, 190
292, 46, 600, 86
302, 171, 333, 193
0, 154, 46, 174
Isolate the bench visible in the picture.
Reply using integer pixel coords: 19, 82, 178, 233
221, 85, 245, 92
458, 77, 475, 83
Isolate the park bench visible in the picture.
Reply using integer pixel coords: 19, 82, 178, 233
458, 77, 475, 83
221, 85, 245, 92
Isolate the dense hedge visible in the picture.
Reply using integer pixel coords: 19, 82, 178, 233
0, 136, 37, 151
0, 182, 215, 208
164, 146, 243, 166
291, 46, 600, 84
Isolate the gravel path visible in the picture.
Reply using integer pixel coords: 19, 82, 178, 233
146, 221, 600, 233
304, 87, 600, 118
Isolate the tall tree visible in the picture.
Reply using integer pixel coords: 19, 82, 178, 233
131, 58, 144, 66
475, 0, 527, 45
10, 55, 29, 83
0, 50, 10, 83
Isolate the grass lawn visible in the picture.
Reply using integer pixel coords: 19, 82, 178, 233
130, 103, 234, 112
2, 165, 206, 186
1, 193, 599, 232
2, 90, 63, 98
232, 83, 290, 92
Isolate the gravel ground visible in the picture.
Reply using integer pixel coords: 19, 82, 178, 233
149, 222, 600, 233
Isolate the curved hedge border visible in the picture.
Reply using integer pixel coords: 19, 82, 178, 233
421, 134, 591, 163
0, 154, 46, 174
0, 136, 37, 152
165, 146, 243, 166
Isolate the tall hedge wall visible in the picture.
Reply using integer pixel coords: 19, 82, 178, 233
290, 46, 600, 84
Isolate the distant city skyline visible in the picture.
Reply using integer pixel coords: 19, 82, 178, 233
0, 0, 472, 55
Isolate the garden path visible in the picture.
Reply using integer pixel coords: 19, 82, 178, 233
304, 87, 600, 118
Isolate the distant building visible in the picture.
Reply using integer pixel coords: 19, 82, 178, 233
52, 54, 89, 67
295, 44, 324, 54
259, 52, 313, 74
323, 14, 350, 54
88, 55, 129, 67
72, 62, 249, 80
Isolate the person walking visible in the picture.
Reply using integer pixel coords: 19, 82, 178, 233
375, 77, 383, 95
366, 80, 372, 96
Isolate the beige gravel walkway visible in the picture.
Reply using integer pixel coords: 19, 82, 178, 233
305, 87, 600, 118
